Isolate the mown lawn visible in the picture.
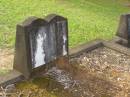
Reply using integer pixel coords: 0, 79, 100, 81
0, 0, 129, 48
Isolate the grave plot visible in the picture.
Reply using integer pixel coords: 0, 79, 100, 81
69, 44, 130, 97
0, 14, 71, 97
2, 40, 130, 97
67, 40, 130, 97
1, 14, 130, 97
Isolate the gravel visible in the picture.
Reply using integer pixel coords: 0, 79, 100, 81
70, 47, 130, 97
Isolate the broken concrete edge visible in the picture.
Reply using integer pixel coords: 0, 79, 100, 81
1, 38, 130, 87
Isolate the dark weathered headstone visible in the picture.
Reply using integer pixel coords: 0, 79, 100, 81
13, 14, 68, 78
116, 14, 130, 47
127, 15, 130, 47
45, 14, 68, 60
116, 14, 128, 39
116, 14, 130, 39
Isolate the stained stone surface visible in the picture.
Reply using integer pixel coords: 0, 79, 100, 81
128, 17, 130, 36
30, 16, 68, 68
30, 26, 47, 68
116, 14, 130, 40
116, 14, 130, 47
116, 14, 127, 39
14, 14, 68, 78
127, 17, 130, 46
56, 21, 68, 56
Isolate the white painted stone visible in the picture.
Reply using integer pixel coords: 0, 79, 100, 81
63, 34, 67, 55
62, 21, 67, 56
34, 27, 46, 68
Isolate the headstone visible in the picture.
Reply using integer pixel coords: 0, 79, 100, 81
116, 14, 130, 39
127, 15, 130, 47
116, 14, 130, 47
13, 14, 68, 78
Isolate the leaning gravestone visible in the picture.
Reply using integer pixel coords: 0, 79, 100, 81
13, 14, 68, 78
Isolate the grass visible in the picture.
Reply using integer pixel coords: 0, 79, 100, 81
0, 0, 130, 48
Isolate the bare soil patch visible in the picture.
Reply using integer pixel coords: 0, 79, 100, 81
0, 48, 14, 74
70, 47, 130, 97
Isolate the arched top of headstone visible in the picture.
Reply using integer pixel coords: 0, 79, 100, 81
44, 14, 67, 23
18, 16, 48, 27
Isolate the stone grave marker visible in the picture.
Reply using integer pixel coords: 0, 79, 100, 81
116, 14, 130, 47
13, 14, 68, 78
116, 14, 130, 40
127, 15, 130, 46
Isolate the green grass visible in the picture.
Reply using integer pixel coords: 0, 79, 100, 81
0, 0, 129, 48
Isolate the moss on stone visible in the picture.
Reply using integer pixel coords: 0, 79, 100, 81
15, 77, 71, 97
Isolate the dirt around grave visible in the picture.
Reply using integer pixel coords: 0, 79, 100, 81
70, 47, 130, 97
4, 77, 71, 97
1, 47, 130, 97
0, 48, 14, 75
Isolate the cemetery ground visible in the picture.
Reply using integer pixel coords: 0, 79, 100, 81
1, 0, 130, 97
2, 44, 130, 97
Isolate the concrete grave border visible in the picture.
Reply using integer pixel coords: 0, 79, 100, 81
70, 38, 130, 58
1, 39, 130, 87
